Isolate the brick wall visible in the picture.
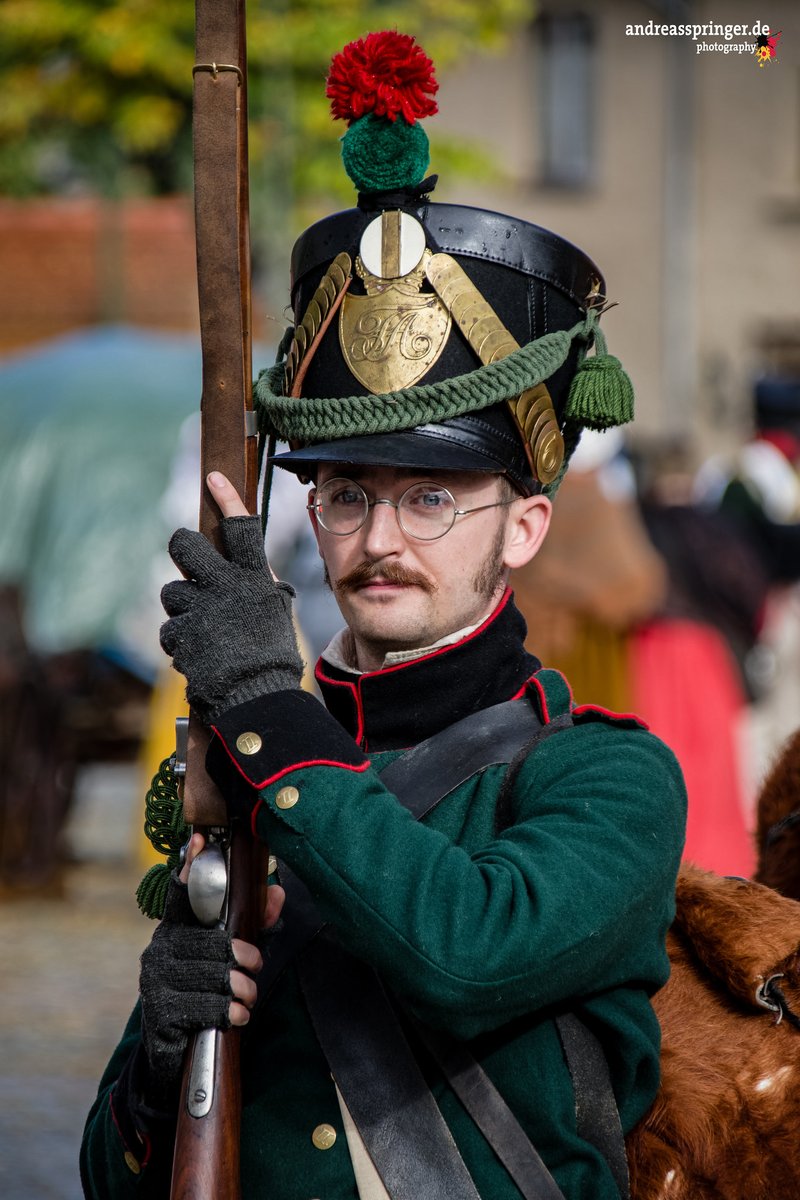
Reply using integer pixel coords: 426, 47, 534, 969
0, 197, 200, 352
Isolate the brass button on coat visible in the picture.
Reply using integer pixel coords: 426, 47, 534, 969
123, 1151, 141, 1174
311, 1123, 337, 1150
275, 786, 299, 810
236, 731, 262, 755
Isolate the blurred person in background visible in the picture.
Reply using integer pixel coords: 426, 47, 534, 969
511, 428, 667, 715
636, 447, 765, 879
514, 430, 759, 878
695, 376, 800, 806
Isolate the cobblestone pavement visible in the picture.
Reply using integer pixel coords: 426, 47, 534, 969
0, 858, 152, 1199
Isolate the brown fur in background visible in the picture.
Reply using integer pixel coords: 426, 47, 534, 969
626, 729, 800, 1199
755, 728, 800, 901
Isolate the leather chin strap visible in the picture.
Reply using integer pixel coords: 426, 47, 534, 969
255, 693, 630, 1200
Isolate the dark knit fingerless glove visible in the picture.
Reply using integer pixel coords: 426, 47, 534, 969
138, 872, 236, 1100
160, 515, 304, 723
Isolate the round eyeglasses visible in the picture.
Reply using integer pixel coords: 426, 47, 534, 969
308, 478, 515, 542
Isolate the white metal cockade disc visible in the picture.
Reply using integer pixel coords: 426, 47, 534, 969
359, 210, 427, 279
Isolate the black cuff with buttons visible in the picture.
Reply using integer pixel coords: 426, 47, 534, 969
110, 1041, 178, 1180
207, 690, 369, 820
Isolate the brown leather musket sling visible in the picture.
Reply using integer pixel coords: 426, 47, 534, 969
186, 0, 258, 829
170, 4, 260, 1199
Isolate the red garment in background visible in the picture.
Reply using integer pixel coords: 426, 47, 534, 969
631, 618, 755, 878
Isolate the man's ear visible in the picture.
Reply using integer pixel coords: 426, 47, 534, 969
502, 494, 552, 570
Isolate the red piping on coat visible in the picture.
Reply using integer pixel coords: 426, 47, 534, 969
109, 1090, 152, 1169
313, 667, 364, 745
249, 758, 372, 836
314, 589, 514, 746
573, 702, 649, 729
528, 670, 576, 723
211, 728, 371, 792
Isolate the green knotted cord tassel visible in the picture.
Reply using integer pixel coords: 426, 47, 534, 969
255, 319, 586, 444
564, 325, 634, 431
136, 755, 189, 920
256, 308, 635, 499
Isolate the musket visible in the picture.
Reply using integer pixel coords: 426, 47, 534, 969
170, 1, 262, 1196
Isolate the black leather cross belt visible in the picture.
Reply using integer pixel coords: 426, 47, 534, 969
254, 693, 629, 1200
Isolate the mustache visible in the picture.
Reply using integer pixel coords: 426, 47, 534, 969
334, 560, 437, 595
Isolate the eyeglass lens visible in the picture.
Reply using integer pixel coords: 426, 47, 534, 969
313, 479, 457, 540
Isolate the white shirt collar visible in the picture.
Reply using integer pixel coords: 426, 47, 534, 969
322, 611, 495, 675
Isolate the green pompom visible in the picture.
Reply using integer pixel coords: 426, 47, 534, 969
342, 113, 430, 192
565, 350, 634, 432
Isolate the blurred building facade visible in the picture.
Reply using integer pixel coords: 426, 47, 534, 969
433, 0, 799, 459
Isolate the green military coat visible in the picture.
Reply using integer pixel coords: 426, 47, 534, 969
81, 593, 686, 1199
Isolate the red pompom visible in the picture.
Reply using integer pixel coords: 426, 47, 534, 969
326, 31, 439, 125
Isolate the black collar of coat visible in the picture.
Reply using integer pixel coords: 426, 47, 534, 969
315, 589, 539, 752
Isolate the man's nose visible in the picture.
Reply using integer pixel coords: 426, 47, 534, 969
361, 498, 405, 557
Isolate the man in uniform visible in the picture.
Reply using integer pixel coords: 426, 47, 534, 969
81, 32, 686, 1200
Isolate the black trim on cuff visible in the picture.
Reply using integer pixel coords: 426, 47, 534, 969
111, 1042, 178, 1173
208, 690, 368, 809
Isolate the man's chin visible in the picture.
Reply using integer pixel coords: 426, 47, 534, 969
339, 588, 431, 644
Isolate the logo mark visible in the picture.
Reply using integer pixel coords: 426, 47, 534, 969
755, 30, 782, 67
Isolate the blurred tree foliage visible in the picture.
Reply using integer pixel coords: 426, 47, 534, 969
0, 0, 532, 309
0, 0, 531, 202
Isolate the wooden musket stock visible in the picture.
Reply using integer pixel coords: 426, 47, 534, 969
170, 1, 261, 1196
170, 833, 265, 1199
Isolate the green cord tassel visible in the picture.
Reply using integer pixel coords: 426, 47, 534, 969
135, 755, 189, 919
564, 328, 634, 431
136, 862, 174, 922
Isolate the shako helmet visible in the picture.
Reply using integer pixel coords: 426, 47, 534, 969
256, 31, 633, 500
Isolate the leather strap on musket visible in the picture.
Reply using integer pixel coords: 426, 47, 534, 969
171, 7, 259, 1200
186, 0, 257, 827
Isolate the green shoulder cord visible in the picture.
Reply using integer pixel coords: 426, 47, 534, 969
136, 756, 189, 920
